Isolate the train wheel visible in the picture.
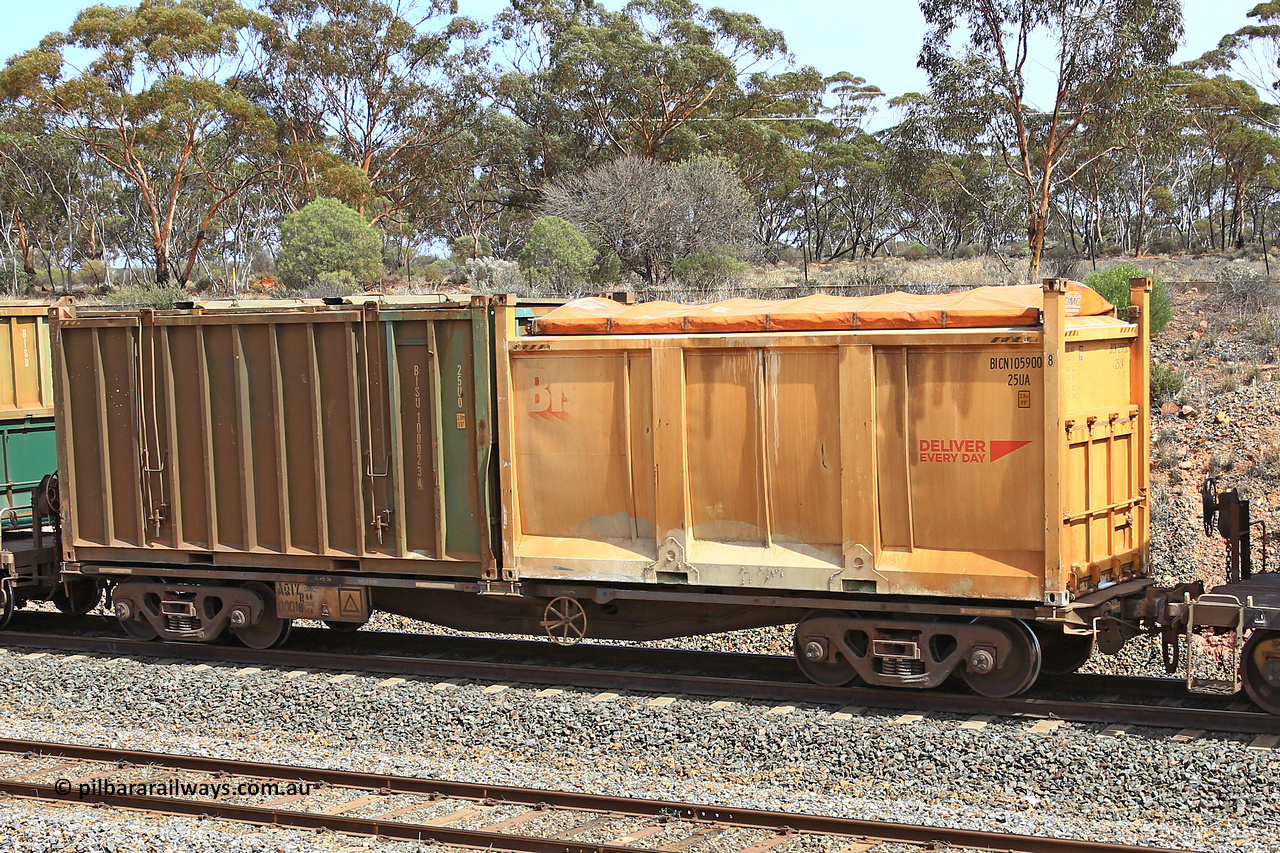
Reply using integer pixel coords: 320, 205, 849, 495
1241, 630, 1280, 716
0, 580, 14, 630
113, 577, 159, 640
53, 579, 103, 616
118, 615, 159, 640
1033, 625, 1095, 676
232, 582, 292, 650
962, 618, 1042, 698
793, 614, 860, 687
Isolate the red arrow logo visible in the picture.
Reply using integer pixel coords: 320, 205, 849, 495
989, 440, 1032, 462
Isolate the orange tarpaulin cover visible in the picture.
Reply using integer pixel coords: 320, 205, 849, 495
532, 284, 1116, 335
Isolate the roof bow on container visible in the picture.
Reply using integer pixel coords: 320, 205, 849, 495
531, 283, 1115, 335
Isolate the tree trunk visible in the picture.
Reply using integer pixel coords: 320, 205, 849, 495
177, 231, 208, 286
14, 212, 35, 277
1028, 185, 1051, 284
154, 242, 170, 286
1233, 180, 1246, 250
42, 245, 54, 289
1262, 206, 1271, 275
1135, 162, 1148, 255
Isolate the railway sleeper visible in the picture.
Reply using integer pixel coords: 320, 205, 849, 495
111, 580, 267, 643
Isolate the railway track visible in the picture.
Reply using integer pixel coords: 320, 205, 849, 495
2, 615, 1277, 736
0, 738, 1195, 853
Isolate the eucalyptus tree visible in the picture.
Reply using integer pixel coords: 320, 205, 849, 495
887, 92, 1022, 257
1053, 70, 1192, 256
0, 107, 65, 283
0, 0, 277, 285
491, 0, 822, 189
1198, 1, 1280, 106
917, 0, 1183, 281
250, 0, 487, 237
0, 100, 131, 289
784, 75, 908, 261
1178, 74, 1280, 250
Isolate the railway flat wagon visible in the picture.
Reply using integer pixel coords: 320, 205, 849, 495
46, 282, 1157, 700
494, 280, 1153, 695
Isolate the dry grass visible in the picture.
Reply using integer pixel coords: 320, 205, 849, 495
279, 253, 1280, 306
656, 255, 1033, 303
1154, 427, 1182, 469
652, 254, 1280, 303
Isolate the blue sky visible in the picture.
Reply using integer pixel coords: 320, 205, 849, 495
0, 0, 1265, 107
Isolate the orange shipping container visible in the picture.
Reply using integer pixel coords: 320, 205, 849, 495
495, 280, 1150, 607
0, 302, 53, 419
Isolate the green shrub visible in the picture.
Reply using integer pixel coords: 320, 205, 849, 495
315, 270, 359, 295
1150, 362, 1184, 403
671, 252, 748, 292
103, 285, 190, 310
518, 216, 596, 289
449, 235, 492, 265
591, 250, 623, 284
419, 260, 451, 284
277, 198, 382, 288
1083, 263, 1173, 336
75, 260, 109, 288
901, 242, 929, 261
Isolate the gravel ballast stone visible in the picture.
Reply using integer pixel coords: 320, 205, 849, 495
0, 649, 1275, 851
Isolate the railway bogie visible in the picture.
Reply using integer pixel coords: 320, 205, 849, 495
110, 577, 276, 644
791, 611, 1047, 695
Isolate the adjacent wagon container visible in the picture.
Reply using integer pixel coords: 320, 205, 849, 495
494, 280, 1151, 606
0, 302, 55, 528
51, 296, 497, 576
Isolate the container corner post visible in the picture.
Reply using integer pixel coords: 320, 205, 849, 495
1042, 278, 1067, 603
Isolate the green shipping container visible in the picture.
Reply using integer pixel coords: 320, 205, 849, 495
0, 417, 55, 528
52, 296, 497, 577
0, 303, 56, 529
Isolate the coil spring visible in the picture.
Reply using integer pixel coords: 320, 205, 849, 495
878, 657, 925, 678
165, 614, 200, 633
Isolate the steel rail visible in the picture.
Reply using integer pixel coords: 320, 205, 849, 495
0, 781, 659, 853
0, 613, 1192, 697
0, 613, 1183, 694
0, 739, 1196, 853
1, 627, 1275, 735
